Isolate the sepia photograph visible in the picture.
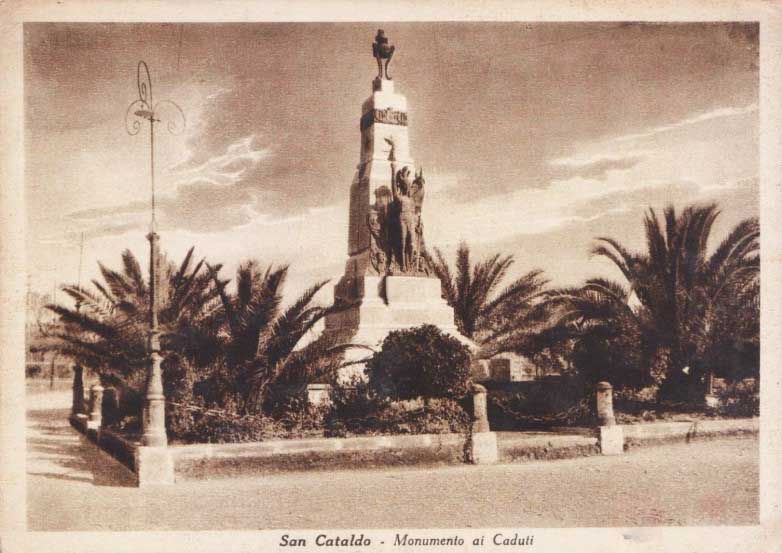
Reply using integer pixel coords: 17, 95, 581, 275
2, 3, 781, 552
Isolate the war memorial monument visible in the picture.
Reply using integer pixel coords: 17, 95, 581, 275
324, 31, 472, 378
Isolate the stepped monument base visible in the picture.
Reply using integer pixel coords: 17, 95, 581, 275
324, 275, 472, 380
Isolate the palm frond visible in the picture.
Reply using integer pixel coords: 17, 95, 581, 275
592, 237, 636, 281
45, 304, 118, 340
121, 249, 147, 297
99, 262, 134, 300
431, 247, 457, 305
481, 268, 547, 320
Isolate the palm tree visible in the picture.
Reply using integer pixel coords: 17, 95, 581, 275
207, 261, 355, 414
429, 242, 550, 359
47, 249, 357, 420
47, 247, 219, 393
541, 278, 648, 389
588, 203, 759, 400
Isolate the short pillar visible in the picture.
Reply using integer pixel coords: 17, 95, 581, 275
472, 384, 491, 433
595, 381, 616, 426
87, 384, 104, 430
103, 386, 119, 424
595, 381, 623, 455
71, 365, 85, 415
704, 371, 719, 408
307, 383, 332, 406
470, 384, 498, 464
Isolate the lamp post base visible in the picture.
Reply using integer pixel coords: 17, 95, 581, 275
142, 329, 168, 447
142, 395, 168, 447
137, 445, 175, 486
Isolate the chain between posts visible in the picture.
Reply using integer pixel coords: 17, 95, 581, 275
490, 396, 592, 426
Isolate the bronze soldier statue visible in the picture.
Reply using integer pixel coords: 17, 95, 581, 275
385, 137, 425, 273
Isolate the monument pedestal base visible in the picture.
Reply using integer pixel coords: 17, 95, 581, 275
325, 275, 473, 380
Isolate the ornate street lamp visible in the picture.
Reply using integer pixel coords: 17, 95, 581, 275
125, 61, 185, 447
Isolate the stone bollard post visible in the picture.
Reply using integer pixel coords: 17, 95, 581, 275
595, 381, 623, 455
103, 387, 119, 425
71, 365, 85, 415
472, 384, 491, 433
469, 384, 498, 464
307, 383, 332, 406
595, 381, 616, 426
87, 384, 104, 430
704, 371, 719, 408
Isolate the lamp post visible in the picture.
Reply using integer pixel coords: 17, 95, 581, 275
125, 61, 185, 447
71, 232, 85, 415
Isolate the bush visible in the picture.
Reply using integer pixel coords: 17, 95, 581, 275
104, 354, 331, 444
162, 360, 327, 444
324, 377, 470, 437
326, 377, 386, 428
171, 406, 326, 444
365, 324, 472, 401
717, 379, 759, 418
163, 355, 201, 439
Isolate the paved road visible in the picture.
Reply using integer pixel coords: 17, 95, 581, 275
27, 391, 758, 530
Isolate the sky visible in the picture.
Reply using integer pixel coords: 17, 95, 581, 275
25, 22, 759, 303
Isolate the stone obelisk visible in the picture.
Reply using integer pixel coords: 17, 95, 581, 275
325, 31, 471, 379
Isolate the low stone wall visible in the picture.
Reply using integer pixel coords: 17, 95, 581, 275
622, 417, 758, 448
70, 414, 138, 472
71, 414, 475, 483
97, 429, 138, 472
171, 433, 469, 481
497, 417, 758, 463
65, 383, 497, 485
69, 413, 88, 434
67, 381, 758, 485
498, 434, 599, 462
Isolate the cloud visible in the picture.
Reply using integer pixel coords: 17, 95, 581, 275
65, 134, 273, 236
428, 173, 668, 250
160, 182, 259, 232
548, 152, 648, 181
85, 221, 143, 238
699, 174, 757, 193
171, 134, 272, 188
572, 179, 699, 219
69, 200, 148, 221
443, 151, 646, 205
610, 103, 757, 143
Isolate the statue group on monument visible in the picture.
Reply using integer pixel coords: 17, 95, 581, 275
367, 137, 430, 276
